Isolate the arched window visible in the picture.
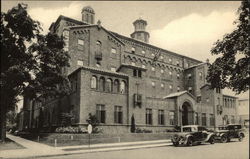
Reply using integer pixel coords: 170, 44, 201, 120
113, 79, 119, 93
99, 77, 105, 92
96, 41, 102, 52
120, 81, 126, 94
106, 78, 112, 92
91, 76, 97, 89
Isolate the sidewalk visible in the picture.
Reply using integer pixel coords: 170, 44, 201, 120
0, 134, 172, 159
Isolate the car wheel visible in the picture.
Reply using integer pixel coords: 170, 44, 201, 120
221, 136, 227, 143
186, 138, 193, 146
239, 134, 244, 142
209, 136, 215, 144
173, 142, 179, 147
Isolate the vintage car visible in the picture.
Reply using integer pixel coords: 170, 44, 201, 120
171, 125, 215, 146
214, 124, 245, 143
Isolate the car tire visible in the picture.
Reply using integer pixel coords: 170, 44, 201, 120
209, 136, 215, 144
173, 142, 179, 147
221, 135, 227, 143
186, 138, 193, 146
239, 134, 244, 142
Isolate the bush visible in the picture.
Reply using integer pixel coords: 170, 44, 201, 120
135, 128, 152, 133
55, 126, 88, 133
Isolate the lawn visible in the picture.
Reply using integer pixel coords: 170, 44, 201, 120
0, 138, 25, 151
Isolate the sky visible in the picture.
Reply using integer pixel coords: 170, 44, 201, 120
1, 1, 248, 108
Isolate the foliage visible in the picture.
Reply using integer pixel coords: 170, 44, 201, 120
60, 113, 74, 127
86, 113, 100, 128
207, 1, 250, 94
55, 126, 88, 133
130, 114, 136, 133
6, 111, 18, 131
0, 3, 70, 141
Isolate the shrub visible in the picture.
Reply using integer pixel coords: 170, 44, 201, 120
135, 128, 152, 133
55, 126, 88, 133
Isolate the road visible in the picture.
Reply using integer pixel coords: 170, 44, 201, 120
36, 135, 249, 159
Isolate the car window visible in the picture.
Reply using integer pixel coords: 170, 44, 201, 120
198, 126, 205, 131
183, 127, 192, 132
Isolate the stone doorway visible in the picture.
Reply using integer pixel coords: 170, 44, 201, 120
182, 102, 193, 125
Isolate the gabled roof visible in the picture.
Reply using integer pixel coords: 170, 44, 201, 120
163, 91, 196, 100
68, 25, 125, 46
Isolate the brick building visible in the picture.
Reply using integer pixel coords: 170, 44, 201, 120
20, 6, 239, 133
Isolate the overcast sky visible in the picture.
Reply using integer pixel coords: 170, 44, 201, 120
2, 1, 248, 101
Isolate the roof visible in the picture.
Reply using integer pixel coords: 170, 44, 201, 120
223, 94, 238, 99
69, 66, 129, 79
68, 25, 125, 46
163, 90, 196, 100
110, 31, 203, 64
117, 63, 147, 72
184, 62, 208, 70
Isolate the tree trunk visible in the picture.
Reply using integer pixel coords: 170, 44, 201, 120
0, 101, 7, 142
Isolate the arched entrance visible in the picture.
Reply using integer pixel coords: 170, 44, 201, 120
182, 102, 193, 125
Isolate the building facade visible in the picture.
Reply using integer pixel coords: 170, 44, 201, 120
20, 6, 239, 133
238, 99, 249, 127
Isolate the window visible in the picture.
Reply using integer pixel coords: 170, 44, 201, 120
177, 73, 180, 79
216, 88, 221, 93
160, 69, 164, 74
96, 104, 105, 123
176, 61, 180, 66
111, 48, 117, 54
199, 72, 203, 80
70, 78, 77, 92
169, 58, 172, 63
206, 98, 210, 103
142, 50, 145, 55
202, 113, 206, 126
169, 71, 172, 78
160, 56, 163, 60
131, 47, 135, 53
158, 110, 164, 125
99, 77, 105, 92
188, 73, 192, 79
106, 79, 112, 92
131, 62, 135, 66
77, 60, 84, 66
151, 67, 155, 71
95, 41, 102, 61
146, 109, 153, 125
78, 39, 84, 45
188, 87, 192, 93
114, 106, 123, 124
151, 53, 155, 57
113, 79, 119, 93
169, 85, 173, 92
161, 83, 165, 88
197, 96, 201, 103
177, 86, 180, 92
63, 30, 69, 37
120, 81, 126, 94
91, 76, 97, 89
111, 67, 116, 72
169, 112, 174, 125
133, 69, 142, 78
195, 112, 199, 125
210, 114, 215, 126
152, 81, 155, 87
64, 41, 69, 51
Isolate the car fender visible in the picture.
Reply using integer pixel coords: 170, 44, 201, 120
184, 134, 193, 144
204, 133, 214, 142
219, 133, 227, 137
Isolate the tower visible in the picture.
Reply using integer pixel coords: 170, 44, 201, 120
81, 6, 95, 24
130, 18, 150, 43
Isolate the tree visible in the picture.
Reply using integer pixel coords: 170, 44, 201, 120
86, 113, 100, 129
130, 114, 136, 133
207, 1, 250, 94
0, 3, 70, 142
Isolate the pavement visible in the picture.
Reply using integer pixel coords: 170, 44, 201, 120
0, 134, 171, 159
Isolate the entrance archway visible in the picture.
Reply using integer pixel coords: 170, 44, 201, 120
182, 102, 193, 125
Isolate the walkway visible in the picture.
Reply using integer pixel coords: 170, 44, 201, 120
0, 134, 171, 159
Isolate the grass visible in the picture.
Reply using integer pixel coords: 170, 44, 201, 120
0, 138, 25, 151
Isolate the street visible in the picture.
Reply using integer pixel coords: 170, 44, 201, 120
36, 135, 249, 159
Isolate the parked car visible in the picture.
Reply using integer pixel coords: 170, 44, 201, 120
214, 124, 245, 143
171, 125, 215, 146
